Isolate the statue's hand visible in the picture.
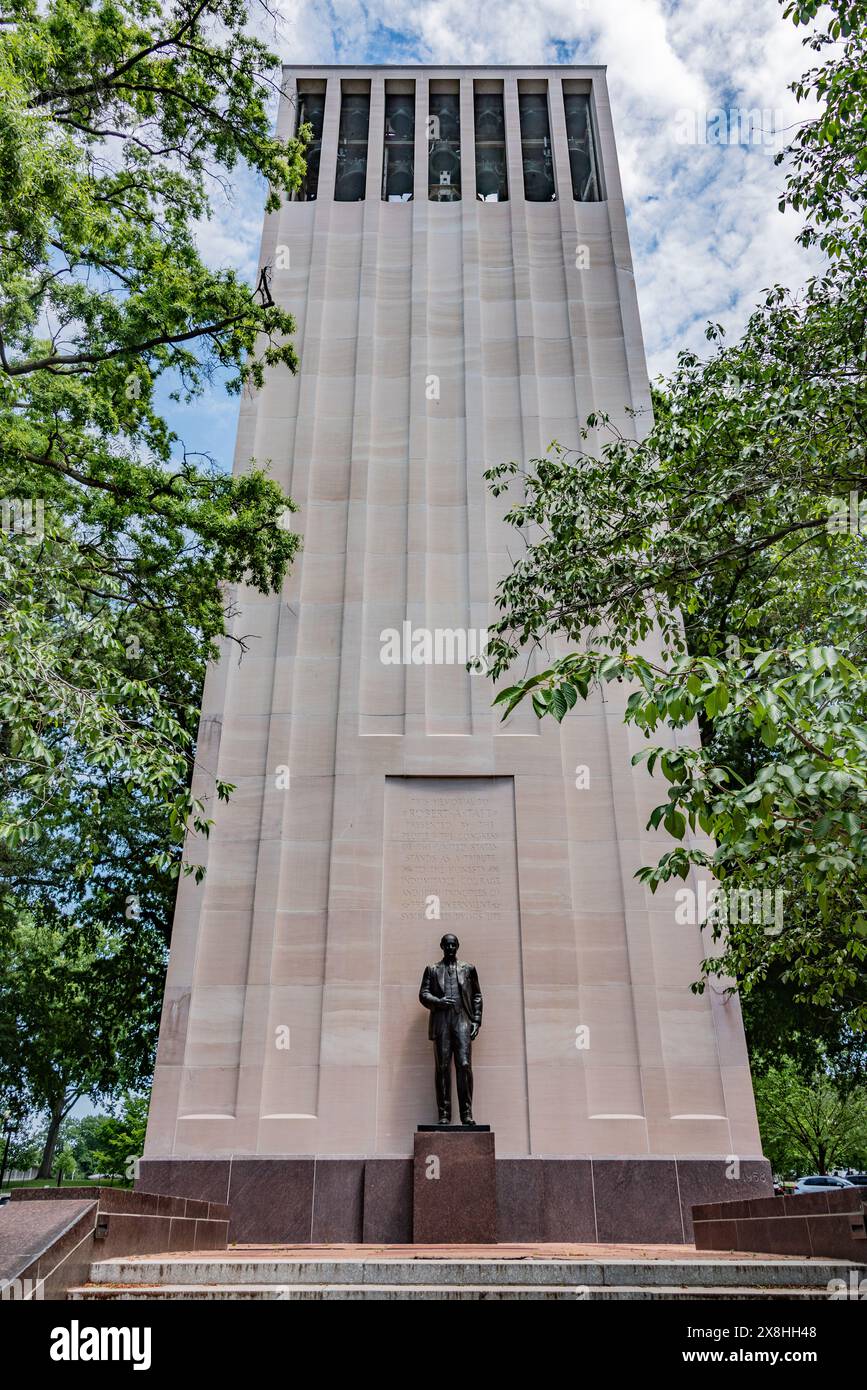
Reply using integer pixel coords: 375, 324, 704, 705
470, 1023, 480, 1040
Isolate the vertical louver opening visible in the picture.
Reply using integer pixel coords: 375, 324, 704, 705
563, 88, 601, 201
295, 85, 325, 201
429, 86, 461, 202
474, 85, 508, 202
335, 85, 370, 202
383, 85, 415, 202
518, 87, 556, 202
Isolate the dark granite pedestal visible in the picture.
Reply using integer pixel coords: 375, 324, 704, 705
137, 1155, 774, 1245
413, 1128, 497, 1243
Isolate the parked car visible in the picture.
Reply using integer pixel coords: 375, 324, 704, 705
842, 1173, 867, 1189
793, 1174, 856, 1194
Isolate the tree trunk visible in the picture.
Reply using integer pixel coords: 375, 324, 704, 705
36, 1100, 65, 1180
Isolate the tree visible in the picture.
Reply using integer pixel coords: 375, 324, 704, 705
0, 0, 304, 878
0, 1085, 40, 1184
1, 1116, 43, 1175
0, 918, 160, 1176
741, 982, 867, 1093
0, 3, 308, 1108
53, 1143, 78, 1183
485, 0, 867, 1032
90, 1093, 150, 1184
754, 1059, 867, 1178
59, 1112, 113, 1179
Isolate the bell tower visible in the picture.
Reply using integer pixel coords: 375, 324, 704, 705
140, 64, 770, 1244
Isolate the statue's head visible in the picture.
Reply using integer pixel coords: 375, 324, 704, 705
440, 933, 459, 962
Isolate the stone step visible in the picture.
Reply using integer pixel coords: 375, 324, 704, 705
69, 1281, 838, 1301
85, 1257, 857, 1289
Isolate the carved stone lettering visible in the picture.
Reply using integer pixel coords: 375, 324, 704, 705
383, 777, 516, 924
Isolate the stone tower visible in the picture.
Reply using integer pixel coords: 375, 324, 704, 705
141, 65, 769, 1242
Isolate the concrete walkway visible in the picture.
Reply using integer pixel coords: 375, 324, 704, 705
104, 1241, 831, 1263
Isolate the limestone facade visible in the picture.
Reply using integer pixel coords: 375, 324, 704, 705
144, 66, 763, 1166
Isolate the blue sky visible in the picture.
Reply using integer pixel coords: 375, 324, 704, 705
171, 0, 820, 475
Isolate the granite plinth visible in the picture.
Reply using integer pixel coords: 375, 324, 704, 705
413, 1131, 496, 1244
137, 1155, 774, 1246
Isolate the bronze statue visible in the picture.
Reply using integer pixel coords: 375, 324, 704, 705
419, 934, 482, 1124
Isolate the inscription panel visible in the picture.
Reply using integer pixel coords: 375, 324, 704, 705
390, 782, 513, 923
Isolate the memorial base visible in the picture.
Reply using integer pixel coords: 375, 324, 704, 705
137, 1155, 773, 1246
413, 1129, 497, 1243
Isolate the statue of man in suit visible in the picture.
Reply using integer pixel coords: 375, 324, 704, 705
419, 934, 483, 1124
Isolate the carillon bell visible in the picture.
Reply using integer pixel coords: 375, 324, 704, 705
475, 102, 505, 141
340, 101, 370, 142
386, 100, 414, 141
520, 99, 549, 139
432, 105, 459, 142
335, 151, 367, 201
476, 155, 506, 200
523, 152, 555, 201
385, 154, 414, 199
429, 142, 460, 179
